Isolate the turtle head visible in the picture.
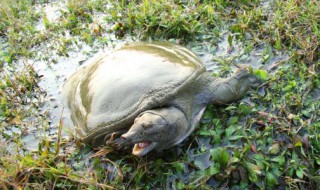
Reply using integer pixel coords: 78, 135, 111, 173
121, 111, 178, 156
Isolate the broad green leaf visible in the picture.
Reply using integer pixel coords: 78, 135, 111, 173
225, 126, 236, 137
21, 154, 36, 167
2, 52, 13, 64
294, 141, 302, 147
268, 143, 280, 155
206, 166, 220, 176
228, 33, 233, 46
202, 110, 214, 119
271, 156, 286, 166
255, 160, 265, 170
239, 103, 252, 114
229, 135, 243, 141
229, 157, 240, 163
176, 181, 185, 190
49, 167, 63, 175
154, 159, 164, 167
225, 105, 237, 110
231, 24, 241, 33
296, 168, 304, 179
302, 110, 311, 118
244, 161, 262, 184
212, 119, 222, 127
248, 171, 258, 183
198, 129, 216, 136
210, 148, 229, 168
172, 162, 185, 173
253, 154, 264, 160
283, 85, 293, 92
316, 158, 320, 165
245, 161, 260, 183
227, 116, 239, 126
253, 69, 269, 81
266, 172, 278, 186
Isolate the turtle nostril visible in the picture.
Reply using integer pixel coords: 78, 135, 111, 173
121, 134, 128, 140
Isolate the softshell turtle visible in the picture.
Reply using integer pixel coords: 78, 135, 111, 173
63, 42, 261, 156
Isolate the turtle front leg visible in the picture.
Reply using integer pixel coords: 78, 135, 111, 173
200, 69, 262, 104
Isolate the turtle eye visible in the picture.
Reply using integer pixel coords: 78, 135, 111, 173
141, 123, 152, 129
141, 123, 147, 128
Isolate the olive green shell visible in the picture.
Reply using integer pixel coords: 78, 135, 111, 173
63, 42, 205, 146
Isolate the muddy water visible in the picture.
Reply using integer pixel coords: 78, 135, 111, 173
191, 33, 288, 73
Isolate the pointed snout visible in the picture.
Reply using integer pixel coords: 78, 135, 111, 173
121, 131, 135, 141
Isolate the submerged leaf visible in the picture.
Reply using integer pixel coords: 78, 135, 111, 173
194, 151, 212, 170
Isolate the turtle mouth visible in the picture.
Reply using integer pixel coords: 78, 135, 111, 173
132, 142, 158, 156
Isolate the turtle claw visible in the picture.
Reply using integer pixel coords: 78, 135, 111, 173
105, 131, 129, 149
112, 138, 130, 149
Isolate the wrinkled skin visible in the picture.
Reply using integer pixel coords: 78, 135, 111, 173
63, 42, 262, 156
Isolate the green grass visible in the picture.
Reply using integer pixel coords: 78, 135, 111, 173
0, 0, 319, 189
107, 0, 221, 41
0, 0, 42, 62
231, 0, 320, 63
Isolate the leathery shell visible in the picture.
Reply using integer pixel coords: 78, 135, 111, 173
63, 42, 205, 147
